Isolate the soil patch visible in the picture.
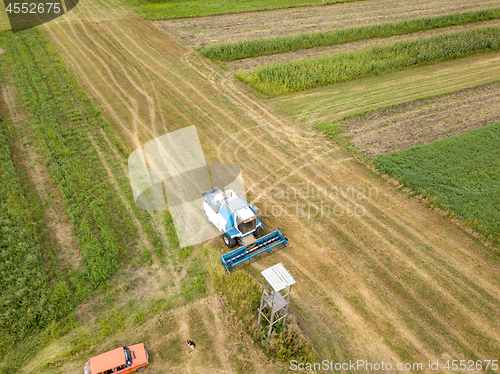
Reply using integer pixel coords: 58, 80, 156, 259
338, 81, 500, 156
156, 0, 500, 48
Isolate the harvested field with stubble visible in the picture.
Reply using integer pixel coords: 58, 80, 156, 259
2, 0, 500, 372
333, 82, 500, 156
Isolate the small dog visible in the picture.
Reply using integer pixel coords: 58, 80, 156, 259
186, 340, 196, 353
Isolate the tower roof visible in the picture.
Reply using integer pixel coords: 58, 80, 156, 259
261, 263, 295, 292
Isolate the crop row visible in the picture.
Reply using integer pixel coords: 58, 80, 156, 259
6, 30, 139, 288
238, 27, 500, 95
0, 114, 59, 358
0, 29, 164, 363
375, 122, 500, 246
132, 0, 363, 21
201, 8, 500, 62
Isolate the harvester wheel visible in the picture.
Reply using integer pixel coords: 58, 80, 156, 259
223, 233, 237, 248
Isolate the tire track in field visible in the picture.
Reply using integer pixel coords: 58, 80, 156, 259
198, 297, 234, 374
175, 305, 193, 372
180, 51, 500, 359
152, 35, 500, 366
88, 133, 153, 253
67, 16, 284, 181
97, 127, 185, 293
49, 12, 161, 145
98, 128, 170, 241
181, 49, 323, 150
43, 25, 141, 147
180, 54, 480, 363
46, 8, 286, 372
61, 20, 153, 140
331, 158, 500, 300
169, 296, 274, 374
1, 83, 83, 270
48, 10, 392, 362
72, 18, 163, 134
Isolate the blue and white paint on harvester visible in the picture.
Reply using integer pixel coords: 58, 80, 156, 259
128, 125, 288, 271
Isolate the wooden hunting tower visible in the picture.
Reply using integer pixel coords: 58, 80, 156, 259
257, 263, 295, 338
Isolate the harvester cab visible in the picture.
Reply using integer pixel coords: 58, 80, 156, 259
202, 186, 288, 272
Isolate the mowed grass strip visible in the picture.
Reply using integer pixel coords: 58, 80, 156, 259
376, 122, 500, 246
201, 8, 500, 62
238, 27, 500, 95
129, 0, 364, 21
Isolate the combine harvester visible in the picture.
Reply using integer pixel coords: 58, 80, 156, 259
203, 186, 288, 273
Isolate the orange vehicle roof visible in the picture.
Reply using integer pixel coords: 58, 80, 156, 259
89, 347, 126, 374
129, 343, 147, 363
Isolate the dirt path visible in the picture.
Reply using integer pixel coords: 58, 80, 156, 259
39, 0, 500, 371
156, 0, 500, 47
229, 19, 500, 71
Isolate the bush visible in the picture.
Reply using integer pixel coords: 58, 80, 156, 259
268, 322, 316, 362
206, 247, 316, 363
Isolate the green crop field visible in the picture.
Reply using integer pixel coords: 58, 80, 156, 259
376, 122, 500, 246
200, 8, 500, 62
127, 0, 364, 20
0, 29, 166, 371
238, 27, 500, 95
0, 109, 57, 358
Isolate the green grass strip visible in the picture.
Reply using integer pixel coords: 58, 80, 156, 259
238, 27, 500, 95
130, 0, 364, 21
201, 7, 500, 62
0, 115, 56, 357
375, 122, 500, 246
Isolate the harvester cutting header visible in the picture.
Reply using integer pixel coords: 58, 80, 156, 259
203, 186, 289, 273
